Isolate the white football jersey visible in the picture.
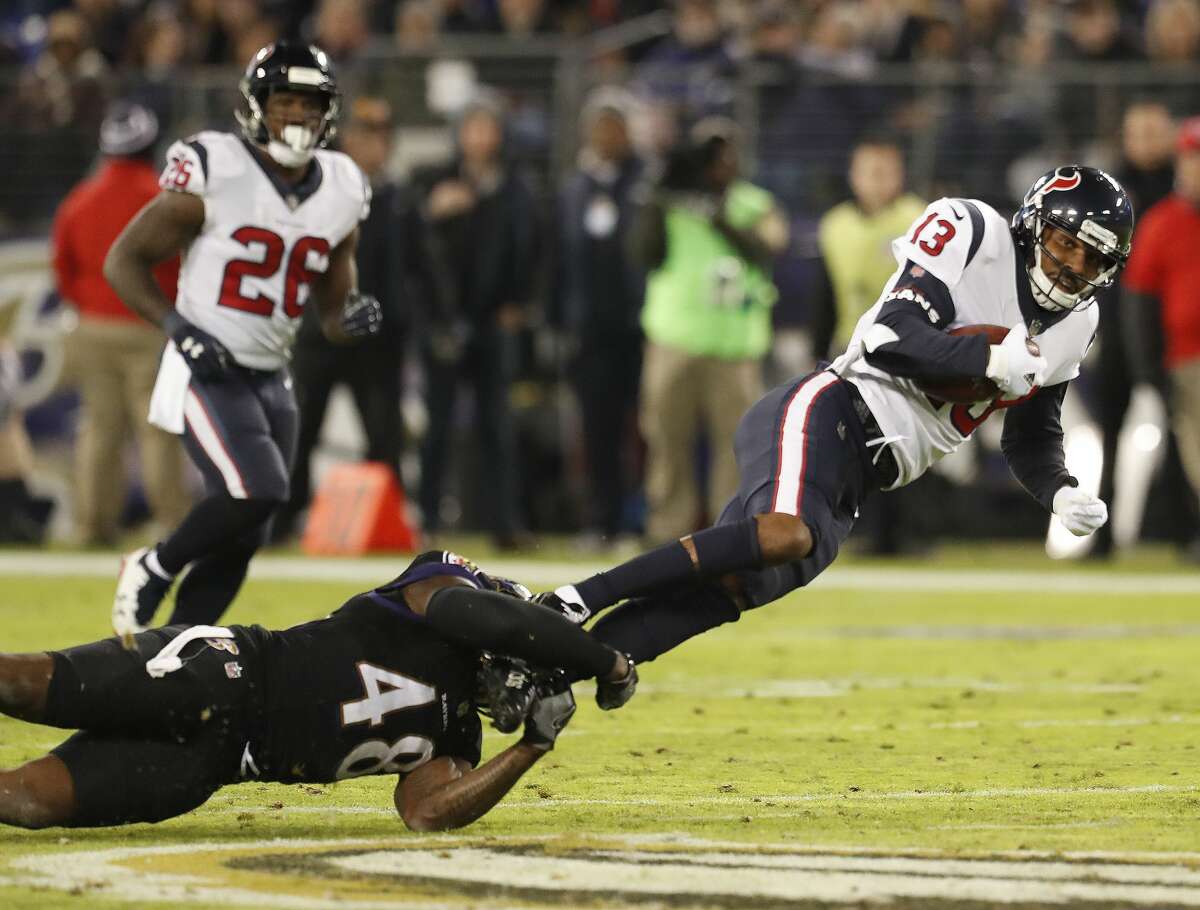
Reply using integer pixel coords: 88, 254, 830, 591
831, 198, 1098, 489
158, 131, 370, 370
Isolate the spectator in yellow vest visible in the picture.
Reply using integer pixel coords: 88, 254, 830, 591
811, 137, 926, 360
811, 137, 927, 556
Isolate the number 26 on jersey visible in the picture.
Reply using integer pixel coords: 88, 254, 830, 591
220, 228, 329, 319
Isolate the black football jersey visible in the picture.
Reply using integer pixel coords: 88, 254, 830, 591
243, 592, 483, 784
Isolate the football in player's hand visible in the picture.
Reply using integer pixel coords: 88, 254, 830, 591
915, 325, 1039, 404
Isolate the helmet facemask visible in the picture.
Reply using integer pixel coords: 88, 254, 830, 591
475, 653, 537, 733
1025, 216, 1123, 313
236, 72, 340, 169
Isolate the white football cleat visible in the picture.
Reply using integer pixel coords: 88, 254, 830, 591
112, 547, 171, 647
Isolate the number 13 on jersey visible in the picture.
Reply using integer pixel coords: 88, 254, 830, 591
909, 211, 956, 256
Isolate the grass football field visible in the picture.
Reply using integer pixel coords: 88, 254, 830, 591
0, 544, 1198, 908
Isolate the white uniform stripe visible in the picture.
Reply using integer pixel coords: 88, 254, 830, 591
770, 372, 840, 515
184, 389, 248, 499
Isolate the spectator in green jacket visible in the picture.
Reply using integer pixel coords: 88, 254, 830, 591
630, 118, 789, 543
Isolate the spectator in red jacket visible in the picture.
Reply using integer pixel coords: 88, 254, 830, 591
52, 101, 191, 547
1121, 114, 1200, 561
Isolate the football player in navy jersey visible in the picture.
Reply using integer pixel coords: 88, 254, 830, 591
0, 552, 635, 830
105, 42, 383, 639
537, 167, 1135, 664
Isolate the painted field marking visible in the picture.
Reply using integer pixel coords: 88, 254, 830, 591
4, 839, 463, 910
322, 843, 1200, 906
0, 552, 1197, 596
10, 835, 1200, 909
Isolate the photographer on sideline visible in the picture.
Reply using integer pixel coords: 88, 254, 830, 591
630, 118, 789, 543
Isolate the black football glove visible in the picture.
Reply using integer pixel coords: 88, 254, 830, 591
522, 673, 576, 752
340, 291, 383, 338
163, 311, 232, 381
596, 655, 637, 711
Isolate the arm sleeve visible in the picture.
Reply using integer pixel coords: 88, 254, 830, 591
809, 254, 836, 361
1000, 382, 1076, 511
425, 586, 617, 679
861, 262, 990, 381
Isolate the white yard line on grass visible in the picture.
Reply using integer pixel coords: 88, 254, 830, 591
1, 552, 1198, 595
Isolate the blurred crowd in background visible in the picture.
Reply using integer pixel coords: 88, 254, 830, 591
0, 0, 1198, 560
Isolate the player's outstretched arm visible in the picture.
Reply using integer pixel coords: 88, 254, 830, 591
394, 688, 575, 831
103, 191, 204, 328
422, 584, 628, 685
1000, 382, 1073, 510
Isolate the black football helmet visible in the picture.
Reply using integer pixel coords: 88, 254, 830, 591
236, 42, 340, 168
1011, 165, 1134, 312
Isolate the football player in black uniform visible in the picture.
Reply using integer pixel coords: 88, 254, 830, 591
0, 552, 636, 831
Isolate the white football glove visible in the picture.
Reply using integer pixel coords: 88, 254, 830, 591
1053, 486, 1108, 537
985, 327, 1048, 397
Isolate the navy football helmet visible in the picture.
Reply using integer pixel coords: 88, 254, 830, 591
236, 42, 341, 168
1011, 165, 1134, 312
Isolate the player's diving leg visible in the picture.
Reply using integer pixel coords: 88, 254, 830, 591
550, 372, 869, 626
589, 584, 744, 664
582, 373, 874, 660
0, 756, 76, 828
0, 651, 53, 722
554, 513, 811, 621
0, 654, 81, 828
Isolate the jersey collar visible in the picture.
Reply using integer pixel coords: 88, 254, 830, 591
241, 139, 324, 210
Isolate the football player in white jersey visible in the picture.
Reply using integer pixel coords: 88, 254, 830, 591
104, 43, 383, 639
532, 166, 1135, 666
